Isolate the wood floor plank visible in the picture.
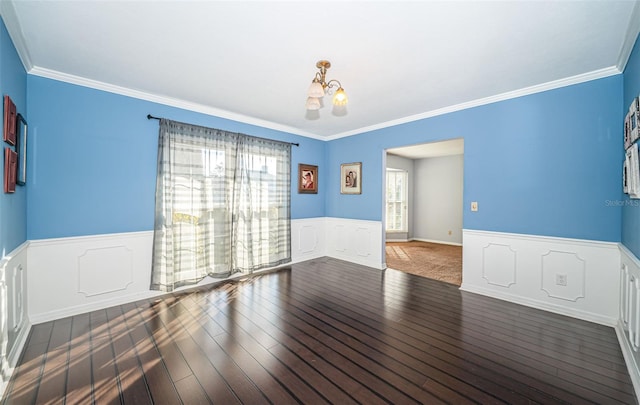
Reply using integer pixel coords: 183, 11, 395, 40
104, 305, 153, 405
65, 313, 93, 405
34, 318, 72, 404
173, 374, 212, 404
2, 257, 636, 404
123, 301, 182, 404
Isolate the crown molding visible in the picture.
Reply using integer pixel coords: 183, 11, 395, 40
617, 0, 640, 71
325, 66, 622, 141
27, 66, 327, 141
0, 0, 33, 71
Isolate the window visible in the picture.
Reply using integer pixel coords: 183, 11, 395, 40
151, 119, 291, 292
386, 169, 408, 232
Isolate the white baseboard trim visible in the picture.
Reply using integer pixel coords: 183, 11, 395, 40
385, 237, 463, 246
29, 290, 163, 325
411, 237, 462, 246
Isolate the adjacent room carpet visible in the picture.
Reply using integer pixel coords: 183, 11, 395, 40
385, 241, 462, 286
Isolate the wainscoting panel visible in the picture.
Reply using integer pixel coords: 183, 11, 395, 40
0, 242, 30, 398
325, 218, 384, 269
462, 229, 620, 325
28, 231, 159, 324
540, 250, 586, 302
481, 243, 517, 287
291, 218, 326, 262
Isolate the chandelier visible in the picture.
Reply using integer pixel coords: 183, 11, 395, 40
305, 60, 348, 111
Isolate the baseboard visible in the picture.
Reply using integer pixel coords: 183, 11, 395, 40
385, 237, 462, 246
411, 237, 462, 246
29, 290, 163, 325
328, 252, 386, 270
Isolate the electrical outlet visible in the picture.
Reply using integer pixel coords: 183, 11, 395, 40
471, 201, 478, 212
556, 274, 567, 286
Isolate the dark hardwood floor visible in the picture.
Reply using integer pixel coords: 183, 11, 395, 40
2, 257, 636, 404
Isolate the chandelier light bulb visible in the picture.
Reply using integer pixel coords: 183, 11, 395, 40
332, 87, 348, 106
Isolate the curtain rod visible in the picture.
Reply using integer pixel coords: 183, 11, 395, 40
147, 114, 300, 147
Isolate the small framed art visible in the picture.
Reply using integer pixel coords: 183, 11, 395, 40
298, 164, 318, 194
16, 113, 26, 185
3, 95, 16, 146
4, 147, 16, 193
340, 162, 361, 194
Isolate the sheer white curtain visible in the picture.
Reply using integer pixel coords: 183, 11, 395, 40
151, 119, 291, 292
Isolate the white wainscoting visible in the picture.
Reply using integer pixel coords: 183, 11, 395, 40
462, 229, 620, 326
26, 218, 380, 323
618, 245, 640, 398
0, 241, 30, 398
28, 231, 160, 324
325, 217, 384, 270
291, 217, 326, 262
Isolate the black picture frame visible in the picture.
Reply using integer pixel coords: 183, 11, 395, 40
16, 113, 26, 186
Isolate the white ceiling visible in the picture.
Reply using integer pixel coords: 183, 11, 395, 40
2, 1, 639, 140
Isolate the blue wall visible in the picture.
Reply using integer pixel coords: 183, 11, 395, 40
22, 36, 628, 245
27, 74, 623, 243
622, 33, 640, 257
327, 76, 623, 242
26, 77, 326, 240
0, 17, 27, 257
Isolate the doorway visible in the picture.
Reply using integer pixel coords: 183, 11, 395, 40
383, 139, 464, 286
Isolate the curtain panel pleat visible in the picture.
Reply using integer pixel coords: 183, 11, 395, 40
151, 119, 291, 292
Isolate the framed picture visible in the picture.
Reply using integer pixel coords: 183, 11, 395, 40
4, 147, 16, 193
298, 164, 318, 194
16, 114, 26, 186
3, 95, 16, 146
340, 162, 362, 194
